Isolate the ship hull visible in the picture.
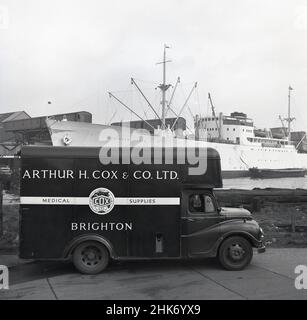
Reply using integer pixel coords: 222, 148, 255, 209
206, 141, 307, 178
46, 120, 307, 179
249, 168, 306, 179
222, 170, 250, 178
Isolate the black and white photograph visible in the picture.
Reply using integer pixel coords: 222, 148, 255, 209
1, 0, 307, 305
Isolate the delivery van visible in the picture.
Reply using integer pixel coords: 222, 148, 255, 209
19, 146, 265, 274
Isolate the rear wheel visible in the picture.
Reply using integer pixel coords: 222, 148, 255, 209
218, 236, 253, 271
72, 241, 109, 274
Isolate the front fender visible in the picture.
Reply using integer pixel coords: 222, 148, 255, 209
218, 219, 263, 247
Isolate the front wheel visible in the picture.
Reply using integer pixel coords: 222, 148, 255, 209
218, 236, 253, 271
72, 241, 109, 274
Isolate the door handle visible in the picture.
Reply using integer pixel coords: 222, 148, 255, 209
182, 217, 203, 222
187, 217, 196, 222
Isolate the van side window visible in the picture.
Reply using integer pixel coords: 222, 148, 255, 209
189, 194, 215, 214
189, 194, 204, 213
204, 195, 215, 213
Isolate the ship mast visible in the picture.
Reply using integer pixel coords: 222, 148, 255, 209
157, 44, 172, 129
278, 115, 287, 137
285, 85, 295, 141
110, 46, 196, 133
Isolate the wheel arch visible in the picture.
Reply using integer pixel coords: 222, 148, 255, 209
216, 231, 257, 255
63, 234, 116, 259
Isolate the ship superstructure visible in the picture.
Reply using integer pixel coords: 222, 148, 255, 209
195, 111, 254, 145
193, 110, 304, 177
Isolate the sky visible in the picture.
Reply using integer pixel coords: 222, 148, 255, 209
1, 0, 307, 131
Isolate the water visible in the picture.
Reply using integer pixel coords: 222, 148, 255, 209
223, 176, 307, 190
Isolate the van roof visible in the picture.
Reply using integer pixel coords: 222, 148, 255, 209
21, 146, 221, 160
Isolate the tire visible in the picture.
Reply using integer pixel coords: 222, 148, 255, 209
72, 241, 109, 274
218, 236, 253, 271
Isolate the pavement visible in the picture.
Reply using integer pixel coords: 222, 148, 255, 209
0, 254, 31, 268
1, 248, 307, 300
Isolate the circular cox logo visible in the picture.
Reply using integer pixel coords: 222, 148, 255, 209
89, 188, 115, 215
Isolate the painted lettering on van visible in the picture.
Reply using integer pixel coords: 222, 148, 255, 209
22, 169, 74, 179
22, 169, 179, 181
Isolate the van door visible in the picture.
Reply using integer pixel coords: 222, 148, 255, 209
181, 190, 223, 257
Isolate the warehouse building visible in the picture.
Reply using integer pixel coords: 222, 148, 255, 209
0, 111, 92, 156
0, 111, 31, 156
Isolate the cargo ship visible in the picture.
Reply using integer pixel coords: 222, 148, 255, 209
46, 109, 307, 178
45, 47, 307, 178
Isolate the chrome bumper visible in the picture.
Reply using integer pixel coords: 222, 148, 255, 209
257, 244, 266, 254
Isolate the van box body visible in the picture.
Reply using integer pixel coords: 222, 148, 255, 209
19, 146, 222, 260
